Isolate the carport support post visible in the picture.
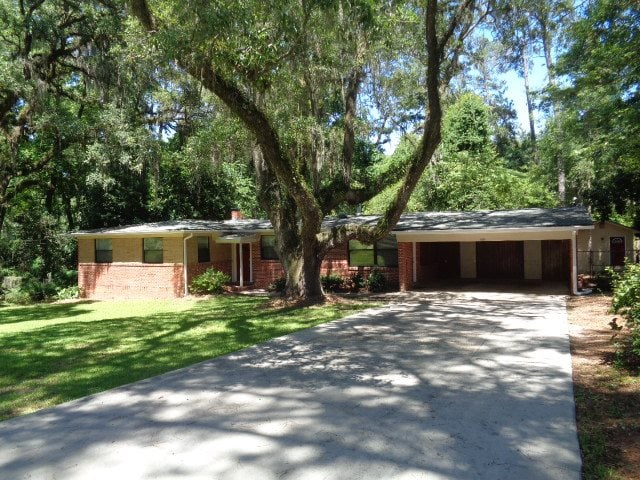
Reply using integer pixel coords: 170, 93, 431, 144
412, 242, 417, 284
571, 231, 578, 295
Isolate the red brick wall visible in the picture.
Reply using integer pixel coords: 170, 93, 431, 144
79, 263, 184, 299
398, 242, 414, 291
251, 240, 399, 289
252, 241, 285, 288
186, 261, 233, 286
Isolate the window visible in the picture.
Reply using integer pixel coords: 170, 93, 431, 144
261, 235, 279, 260
143, 238, 163, 263
95, 239, 112, 263
197, 236, 210, 263
348, 236, 398, 267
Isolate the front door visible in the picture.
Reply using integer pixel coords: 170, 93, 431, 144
610, 237, 626, 267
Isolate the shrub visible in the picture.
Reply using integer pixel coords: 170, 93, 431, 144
22, 278, 58, 302
610, 263, 640, 368
190, 269, 231, 295
321, 274, 344, 292
367, 268, 387, 292
56, 285, 81, 300
347, 273, 366, 293
4, 288, 32, 305
268, 276, 287, 293
54, 269, 78, 288
594, 268, 615, 292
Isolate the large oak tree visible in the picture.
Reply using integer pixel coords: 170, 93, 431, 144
127, 0, 484, 300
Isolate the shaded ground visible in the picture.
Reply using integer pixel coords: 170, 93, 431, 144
0, 296, 367, 420
0, 291, 580, 479
567, 295, 640, 479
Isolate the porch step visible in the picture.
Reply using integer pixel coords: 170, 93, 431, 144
226, 283, 255, 293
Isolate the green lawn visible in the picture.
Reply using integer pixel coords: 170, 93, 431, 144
0, 296, 371, 421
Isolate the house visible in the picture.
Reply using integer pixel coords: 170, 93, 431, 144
73, 206, 595, 299
577, 220, 640, 274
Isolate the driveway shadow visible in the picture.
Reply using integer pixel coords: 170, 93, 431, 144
0, 291, 581, 479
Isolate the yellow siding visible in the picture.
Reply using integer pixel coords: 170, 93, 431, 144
212, 240, 232, 261
79, 236, 183, 264
184, 234, 234, 265
577, 222, 637, 273
78, 238, 94, 263
163, 237, 183, 263
523, 240, 542, 280
459, 242, 476, 278
112, 238, 142, 262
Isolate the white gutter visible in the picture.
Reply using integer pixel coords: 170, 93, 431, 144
183, 233, 194, 297
394, 225, 594, 236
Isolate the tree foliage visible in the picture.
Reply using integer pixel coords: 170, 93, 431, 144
366, 93, 555, 213
127, 0, 488, 299
550, 0, 640, 225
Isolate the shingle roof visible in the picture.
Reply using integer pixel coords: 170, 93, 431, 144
74, 219, 272, 236
74, 206, 593, 236
392, 206, 594, 231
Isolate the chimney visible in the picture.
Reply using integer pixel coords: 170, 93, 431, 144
230, 208, 244, 220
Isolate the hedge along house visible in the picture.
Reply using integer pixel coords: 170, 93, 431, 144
73, 206, 594, 299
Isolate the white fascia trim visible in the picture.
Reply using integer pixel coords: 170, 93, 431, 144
72, 231, 191, 238
393, 225, 594, 237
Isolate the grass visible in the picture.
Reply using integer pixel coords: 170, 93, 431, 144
0, 296, 371, 421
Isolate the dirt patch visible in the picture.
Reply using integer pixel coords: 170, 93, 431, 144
567, 294, 640, 479
263, 293, 366, 310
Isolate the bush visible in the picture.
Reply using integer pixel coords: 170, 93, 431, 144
347, 273, 366, 293
190, 269, 230, 295
22, 278, 57, 302
594, 268, 615, 292
321, 274, 344, 292
610, 263, 640, 368
367, 268, 387, 292
56, 285, 81, 300
268, 276, 287, 293
54, 269, 78, 288
3, 288, 32, 305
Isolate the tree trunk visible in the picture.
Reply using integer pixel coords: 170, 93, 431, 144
275, 217, 324, 301
281, 248, 323, 300
522, 45, 537, 160
541, 23, 566, 205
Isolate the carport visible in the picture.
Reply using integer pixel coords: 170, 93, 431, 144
394, 207, 593, 293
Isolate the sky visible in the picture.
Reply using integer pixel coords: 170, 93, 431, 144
500, 55, 550, 134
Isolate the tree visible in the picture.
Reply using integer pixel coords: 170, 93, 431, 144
491, 0, 539, 157
127, 0, 486, 300
552, 0, 640, 225
0, 0, 124, 231
365, 93, 555, 212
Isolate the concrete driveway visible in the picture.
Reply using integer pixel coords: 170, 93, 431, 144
0, 290, 581, 479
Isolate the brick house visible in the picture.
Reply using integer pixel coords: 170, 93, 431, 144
73, 206, 596, 299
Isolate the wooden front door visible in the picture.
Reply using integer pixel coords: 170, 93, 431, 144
610, 237, 626, 266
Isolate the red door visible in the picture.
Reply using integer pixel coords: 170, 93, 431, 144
610, 237, 626, 267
